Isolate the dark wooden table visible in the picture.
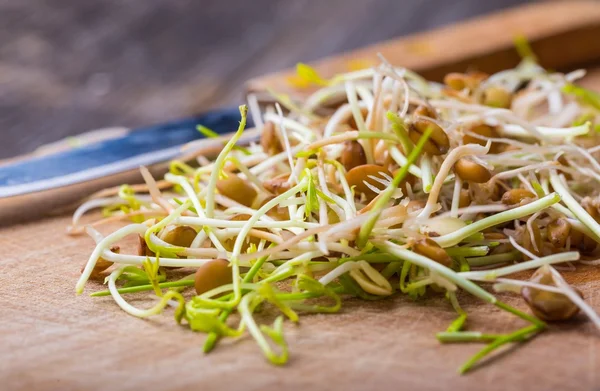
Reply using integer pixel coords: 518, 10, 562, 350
0, 0, 534, 159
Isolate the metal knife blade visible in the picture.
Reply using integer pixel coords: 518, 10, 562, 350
0, 106, 257, 222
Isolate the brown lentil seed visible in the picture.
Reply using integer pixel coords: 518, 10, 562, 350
412, 238, 452, 267
570, 230, 598, 254
260, 196, 289, 220
137, 235, 155, 257
408, 119, 449, 155
222, 214, 263, 252
582, 197, 600, 222
547, 218, 571, 248
82, 245, 119, 278
454, 158, 491, 183
260, 121, 283, 155
263, 173, 291, 195
159, 225, 197, 248
444, 72, 488, 91
483, 86, 512, 108
501, 189, 536, 205
522, 267, 583, 322
458, 189, 471, 208
444, 73, 468, 91
346, 164, 392, 200
413, 104, 437, 119
216, 174, 258, 207
347, 107, 368, 130
557, 155, 573, 180
463, 124, 500, 152
194, 259, 233, 295
229, 214, 251, 222
341, 140, 367, 171
472, 181, 502, 202
494, 143, 519, 154
467, 71, 489, 86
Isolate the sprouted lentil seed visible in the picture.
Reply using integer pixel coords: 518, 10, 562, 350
522, 265, 583, 322
73, 52, 600, 374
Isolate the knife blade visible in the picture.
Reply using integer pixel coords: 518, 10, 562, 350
0, 106, 257, 222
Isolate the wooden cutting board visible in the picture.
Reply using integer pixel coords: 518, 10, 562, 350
3, 2, 600, 390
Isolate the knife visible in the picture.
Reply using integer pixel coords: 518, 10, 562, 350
0, 106, 257, 222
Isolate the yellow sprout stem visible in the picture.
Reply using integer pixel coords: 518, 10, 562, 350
549, 170, 600, 241
193, 180, 309, 311
91, 279, 195, 297
376, 240, 496, 303
386, 111, 413, 154
108, 266, 185, 318
460, 251, 579, 281
144, 199, 192, 256
143, 255, 163, 297
76, 223, 147, 294
433, 193, 561, 248
459, 324, 542, 374
205, 105, 248, 218
239, 293, 289, 365
233, 178, 309, 258
357, 126, 433, 248
166, 174, 226, 252
203, 252, 272, 353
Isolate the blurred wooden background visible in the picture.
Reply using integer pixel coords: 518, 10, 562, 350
0, 0, 540, 158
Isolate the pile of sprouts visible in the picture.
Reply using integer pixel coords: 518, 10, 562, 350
73, 46, 600, 373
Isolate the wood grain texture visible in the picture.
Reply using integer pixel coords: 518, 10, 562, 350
1, 216, 599, 391
2, 2, 600, 390
0, 0, 531, 159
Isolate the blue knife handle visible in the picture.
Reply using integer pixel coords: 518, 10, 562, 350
0, 106, 252, 197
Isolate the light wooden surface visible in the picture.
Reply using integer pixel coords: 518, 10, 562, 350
2, 2, 600, 390
2, 216, 599, 390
